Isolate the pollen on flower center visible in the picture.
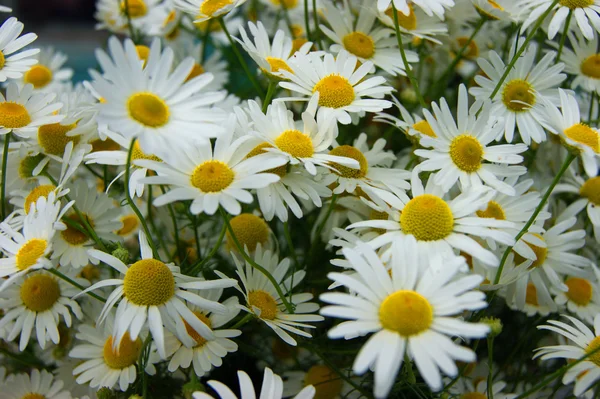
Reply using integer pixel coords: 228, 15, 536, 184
91, 138, 121, 152
379, 290, 433, 337
342, 31, 375, 59
586, 335, 600, 366
274, 129, 314, 158
19, 154, 46, 178
186, 63, 205, 81
0, 102, 31, 128
564, 123, 600, 153
246, 143, 288, 177
183, 311, 212, 347
265, 57, 293, 74
412, 120, 436, 137
476, 200, 506, 220
0, 51, 5, 69
248, 290, 278, 320
120, 0, 148, 17
385, 4, 417, 30
24, 65, 53, 89
20, 274, 60, 312
515, 233, 547, 268
123, 258, 175, 306
61, 213, 93, 246
200, 0, 234, 16
191, 160, 235, 193
565, 277, 593, 306
400, 194, 454, 241
131, 141, 162, 162
328, 145, 368, 178
580, 176, 600, 205
24, 185, 56, 215
135, 45, 151, 67
226, 213, 270, 252
127, 92, 170, 128
581, 54, 600, 78
103, 332, 143, 369
559, 0, 594, 9
37, 122, 80, 156
116, 214, 139, 236
503, 79, 535, 112
303, 365, 343, 399
22, 394, 46, 399
313, 74, 355, 109
16, 239, 48, 271
449, 134, 484, 172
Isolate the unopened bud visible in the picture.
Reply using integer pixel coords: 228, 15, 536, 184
97, 388, 115, 399
481, 316, 503, 337
112, 246, 130, 265
400, 88, 418, 105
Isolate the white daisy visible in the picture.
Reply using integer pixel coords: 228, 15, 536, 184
320, 238, 489, 397
18, 47, 73, 92
556, 31, 600, 95
0, 369, 72, 399
554, 271, 600, 323
283, 364, 360, 399
376, 0, 455, 20
173, 37, 229, 91
522, 0, 600, 40
174, 0, 246, 22
95, 0, 162, 35
279, 50, 393, 125
374, 95, 437, 144
377, 3, 448, 44
0, 17, 39, 83
448, 375, 517, 399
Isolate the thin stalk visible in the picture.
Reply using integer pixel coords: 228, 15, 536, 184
312, 0, 322, 49
230, 313, 253, 329
280, 1, 294, 37
284, 220, 300, 304
589, 91, 597, 124
219, 207, 294, 313
84, 164, 103, 181
263, 81, 276, 112
218, 17, 264, 98
193, 215, 202, 260
201, 20, 212, 63
139, 334, 152, 398
188, 223, 226, 276
160, 185, 183, 263
488, 336, 495, 399
103, 165, 109, 191
493, 152, 575, 285
391, 2, 426, 108
1, 133, 9, 220
556, 10, 573, 63
146, 186, 170, 261
48, 268, 106, 303
122, 0, 138, 42
303, 0, 311, 41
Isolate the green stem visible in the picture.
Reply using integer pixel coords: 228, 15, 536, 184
230, 313, 253, 329
125, 138, 160, 260
201, 20, 212, 64
391, 2, 426, 108
283, 221, 300, 270
103, 165, 109, 192
493, 152, 575, 285
83, 164, 104, 181
160, 185, 183, 263
219, 207, 294, 313
589, 91, 597, 124
280, 1, 294, 37
47, 268, 106, 303
146, 186, 170, 261
218, 17, 264, 98
263, 81, 276, 112
1, 133, 9, 220
556, 10, 572, 63
139, 334, 152, 398
488, 336, 495, 399
122, 0, 138, 43
304, 0, 311, 41
312, 0, 322, 49
188, 223, 226, 276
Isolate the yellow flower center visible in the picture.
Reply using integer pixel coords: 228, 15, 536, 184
460, 393, 487, 399
131, 141, 162, 162
120, 0, 147, 17
328, 145, 368, 178
200, 0, 234, 17
226, 213, 270, 252
385, 5, 417, 30
475, 0, 504, 19
123, 259, 175, 306
246, 143, 288, 177
24, 185, 56, 215
400, 194, 454, 241
342, 32, 375, 59
515, 234, 547, 268
0, 51, 5, 69
303, 365, 343, 399
61, 214, 93, 246
20, 274, 60, 312
91, 138, 121, 152
37, 122, 80, 156
586, 335, 600, 366
456, 37, 479, 59
103, 332, 143, 369
248, 290, 278, 320
291, 37, 309, 54
502, 79, 535, 112
24, 65, 53, 89
581, 55, 600, 79
186, 63, 205, 81
18, 154, 45, 179
580, 176, 600, 205
79, 264, 101, 282
270, 0, 298, 8
313, 74, 355, 109
116, 214, 139, 236
135, 45, 150, 67
476, 200, 506, 220
274, 129, 314, 158
16, 239, 48, 271
565, 277, 593, 306
559, 0, 594, 9
564, 123, 600, 153
190, 160, 235, 193
22, 394, 46, 399
127, 92, 170, 128
449, 134, 484, 172
265, 57, 293, 75
379, 290, 433, 337
525, 283, 538, 306
183, 312, 212, 347
412, 120, 436, 137
0, 102, 31, 128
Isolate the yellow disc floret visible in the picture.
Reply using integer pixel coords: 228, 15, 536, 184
515, 234, 547, 268
400, 194, 454, 241
61, 214, 93, 246
328, 145, 368, 178
37, 122, 80, 156
186, 63, 205, 81
116, 214, 139, 236
274, 129, 314, 158
16, 239, 48, 271
20, 274, 60, 312
476, 200, 506, 220
460, 393, 487, 399
385, 5, 417, 30
24, 65, 53, 89
265, 57, 293, 74
379, 290, 433, 337
0, 51, 5, 69
303, 365, 343, 399
103, 332, 143, 369
19, 154, 46, 179
559, 0, 594, 9
449, 134, 484, 172
313, 74, 355, 109
580, 176, 600, 205
342, 32, 375, 59
456, 37, 479, 59
248, 290, 278, 319
91, 138, 121, 152
587, 335, 600, 366
191, 160, 235, 193
200, 0, 234, 16
22, 393, 46, 399
563, 123, 600, 152
270, 0, 298, 8
183, 312, 212, 347
526, 283, 538, 306
0, 102, 31, 128
581, 54, 600, 79
565, 277, 593, 306
24, 185, 56, 214
127, 92, 170, 128
246, 143, 288, 177
135, 45, 151, 67
226, 213, 270, 252
412, 120, 436, 138
502, 79, 535, 112
131, 141, 162, 162
123, 259, 175, 306
120, 0, 148, 17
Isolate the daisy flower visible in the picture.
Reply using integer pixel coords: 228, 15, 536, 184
0, 369, 72, 399
376, 0, 455, 19
18, 47, 73, 92
174, 0, 246, 22
79, 231, 238, 358
0, 270, 84, 350
283, 365, 360, 399
556, 31, 600, 95
534, 314, 600, 396
522, 0, 600, 40
348, 171, 515, 267
173, 37, 229, 91
374, 95, 437, 144
236, 21, 312, 80
472, 0, 525, 22
377, 4, 448, 44
193, 368, 316, 399
230, 245, 324, 346
0, 17, 39, 83
279, 50, 393, 125
320, 1, 418, 76
69, 315, 159, 392
554, 271, 600, 323
541, 89, 600, 177
448, 375, 517, 399
95, 0, 162, 35
417, 84, 527, 194
320, 239, 490, 397
90, 36, 227, 155
0, 82, 63, 137
469, 43, 566, 144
